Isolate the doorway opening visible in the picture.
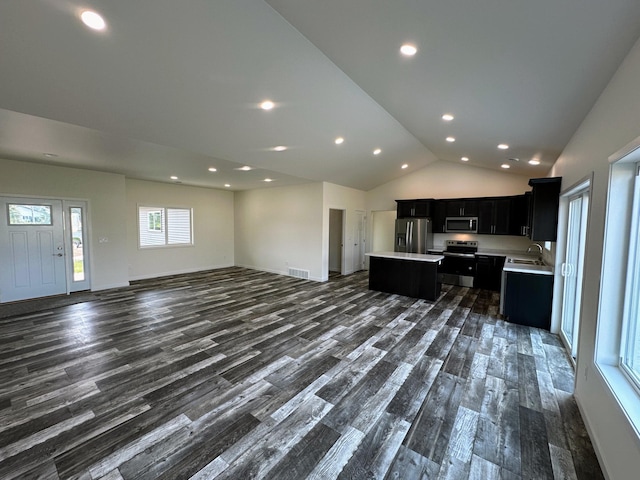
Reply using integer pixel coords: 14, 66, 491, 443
329, 209, 345, 275
353, 210, 365, 273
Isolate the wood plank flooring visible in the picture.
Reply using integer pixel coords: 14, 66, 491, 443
0, 267, 603, 479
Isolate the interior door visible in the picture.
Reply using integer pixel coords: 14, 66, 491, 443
353, 210, 365, 272
0, 197, 67, 302
560, 191, 589, 358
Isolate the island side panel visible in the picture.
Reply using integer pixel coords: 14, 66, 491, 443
368, 256, 441, 301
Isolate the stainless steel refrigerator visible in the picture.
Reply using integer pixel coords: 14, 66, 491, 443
394, 218, 433, 254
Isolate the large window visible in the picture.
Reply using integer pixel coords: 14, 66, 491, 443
621, 169, 640, 389
597, 138, 640, 438
138, 206, 193, 248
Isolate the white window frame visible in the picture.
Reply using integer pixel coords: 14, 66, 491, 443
138, 205, 193, 248
596, 137, 640, 443
620, 167, 640, 391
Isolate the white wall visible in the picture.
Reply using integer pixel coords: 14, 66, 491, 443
234, 182, 324, 280
549, 36, 640, 480
366, 160, 533, 212
0, 158, 129, 290
323, 182, 367, 279
366, 161, 535, 256
126, 179, 234, 280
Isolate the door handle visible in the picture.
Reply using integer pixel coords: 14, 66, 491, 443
53, 253, 63, 257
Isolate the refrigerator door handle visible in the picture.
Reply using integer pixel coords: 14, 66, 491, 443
405, 222, 410, 251
410, 221, 415, 252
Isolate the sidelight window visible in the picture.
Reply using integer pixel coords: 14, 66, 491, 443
138, 206, 193, 248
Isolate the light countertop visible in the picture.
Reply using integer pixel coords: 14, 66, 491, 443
366, 251, 444, 263
503, 254, 554, 275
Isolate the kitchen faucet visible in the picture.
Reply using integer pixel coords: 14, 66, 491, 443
526, 243, 543, 258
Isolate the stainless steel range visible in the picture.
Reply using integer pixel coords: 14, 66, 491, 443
439, 240, 478, 287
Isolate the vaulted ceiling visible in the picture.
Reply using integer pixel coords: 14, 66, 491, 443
1, 1, 639, 191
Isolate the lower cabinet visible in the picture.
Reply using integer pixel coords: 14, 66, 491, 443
503, 272, 553, 330
474, 255, 505, 291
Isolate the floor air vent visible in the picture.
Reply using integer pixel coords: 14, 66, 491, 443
288, 267, 310, 280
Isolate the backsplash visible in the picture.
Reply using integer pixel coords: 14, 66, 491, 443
433, 233, 532, 252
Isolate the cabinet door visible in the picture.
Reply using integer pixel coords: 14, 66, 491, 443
504, 272, 553, 329
445, 200, 465, 217
493, 198, 511, 234
529, 178, 562, 241
413, 200, 431, 217
477, 200, 494, 234
474, 255, 492, 288
462, 199, 479, 216
445, 199, 478, 217
396, 200, 414, 218
432, 200, 446, 233
510, 194, 531, 236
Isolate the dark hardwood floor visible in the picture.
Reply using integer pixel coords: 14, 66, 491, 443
0, 267, 603, 479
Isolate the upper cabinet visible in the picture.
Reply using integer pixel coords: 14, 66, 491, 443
528, 177, 562, 241
510, 193, 532, 236
478, 197, 512, 235
395, 176, 561, 239
396, 199, 432, 218
444, 199, 478, 217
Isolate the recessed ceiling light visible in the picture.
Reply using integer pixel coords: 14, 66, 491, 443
501, 164, 510, 169
170, 175, 179, 180
260, 100, 274, 111
498, 144, 509, 150
272, 146, 287, 152
400, 44, 417, 56
236, 166, 252, 171
335, 137, 344, 145
373, 148, 382, 155
43, 153, 58, 158
224, 184, 231, 188
208, 167, 217, 172
446, 136, 456, 143
461, 157, 469, 162
442, 114, 454, 121
401, 164, 409, 169
264, 178, 273, 182
529, 159, 541, 165
80, 10, 106, 31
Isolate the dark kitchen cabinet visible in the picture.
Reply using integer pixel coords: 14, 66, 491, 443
368, 256, 441, 301
478, 198, 512, 235
528, 177, 562, 241
396, 199, 432, 218
503, 272, 553, 330
445, 199, 478, 217
510, 193, 532, 236
474, 255, 505, 291
432, 200, 447, 233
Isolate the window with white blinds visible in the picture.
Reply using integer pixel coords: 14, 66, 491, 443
138, 206, 193, 248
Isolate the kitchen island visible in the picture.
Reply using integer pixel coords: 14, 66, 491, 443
366, 251, 444, 301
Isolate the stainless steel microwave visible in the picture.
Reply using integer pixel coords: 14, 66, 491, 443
445, 217, 478, 233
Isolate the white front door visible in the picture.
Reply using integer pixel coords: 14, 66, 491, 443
0, 197, 67, 302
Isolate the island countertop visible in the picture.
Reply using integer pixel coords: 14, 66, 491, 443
366, 251, 444, 263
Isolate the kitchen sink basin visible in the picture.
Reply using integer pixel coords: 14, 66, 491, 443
508, 258, 544, 266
